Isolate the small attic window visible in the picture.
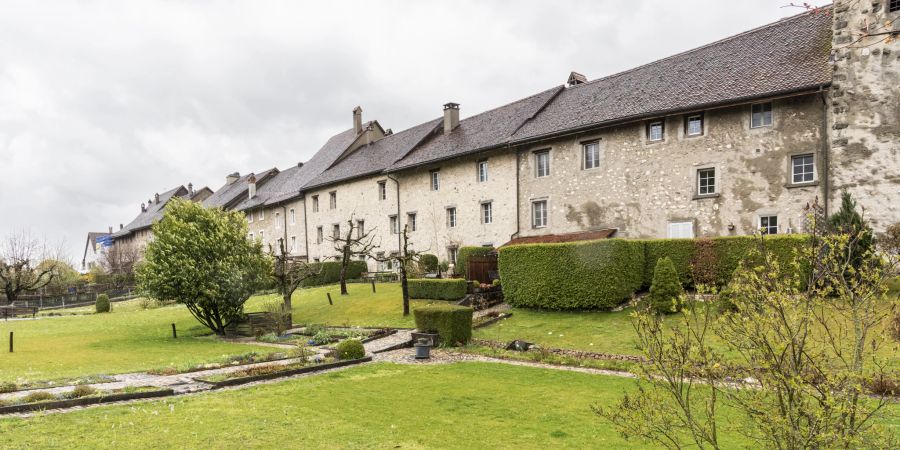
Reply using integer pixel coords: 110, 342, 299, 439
890, 0, 899, 12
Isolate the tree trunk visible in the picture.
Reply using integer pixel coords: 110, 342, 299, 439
283, 292, 292, 312
340, 247, 350, 295
400, 266, 410, 316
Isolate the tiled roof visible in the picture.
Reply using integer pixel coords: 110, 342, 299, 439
304, 118, 442, 190
502, 229, 618, 247
511, 8, 833, 142
388, 86, 564, 170
233, 164, 309, 211
111, 185, 188, 238
203, 168, 278, 209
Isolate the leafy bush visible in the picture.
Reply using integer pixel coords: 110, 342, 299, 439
413, 304, 474, 346
648, 257, 684, 314
499, 239, 645, 310
334, 339, 365, 360
65, 385, 97, 399
22, 391, 56, 404
310, 331, 334, 345
439, 260, 450, 273
95, 294, 111, 313
301, 261, 367, 287
407, 279, 467, 300
457, 246, 494, 279
0, 382, 17, 393
419, 254, 439, 273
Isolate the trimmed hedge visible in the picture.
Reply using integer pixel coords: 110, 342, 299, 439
500, 234, 811, 311
499, 239, 645, 310
419, 254, 439, 273
413, 304, 473, 346
301, 260, 368, 287
457, 246, 494, 279
408, 279, 467, 300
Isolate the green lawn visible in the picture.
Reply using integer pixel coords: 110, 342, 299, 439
0, 302, 279, 384
8, 361, 887, 449
247, 282, 452, 328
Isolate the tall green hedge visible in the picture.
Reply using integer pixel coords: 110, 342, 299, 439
413, 304, 473, 346
499, 239, 645, 310
301, 260, 368, 287
643, 238, 695, 287
457, 246, 494, 280
408, 279, 467, 300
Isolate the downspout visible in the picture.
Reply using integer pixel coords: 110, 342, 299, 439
302, 196, 310, 261
387, 174, 402, 252
509, 143, 521, 243
282, 204, 288, 253
819, 86, 830, 216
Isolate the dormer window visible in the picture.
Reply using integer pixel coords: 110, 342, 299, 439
647, 121, 664, 142
685, 113, 704, 136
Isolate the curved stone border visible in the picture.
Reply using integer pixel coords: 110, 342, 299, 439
198, 357, 373, 388
0, 388, 175, 415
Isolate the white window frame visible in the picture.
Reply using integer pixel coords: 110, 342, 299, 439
329, 191, 337, 209
751, 102, 773, 128
583, 141, 600, 170
316, 226, 323, 244
258, 210, 265, 221
290, 236, 297, 252
389, 215, 398, 234
759, 215, 778, 235
312, 195, 319, 212
332, 224, 340, 239
477, 160, 488, 182
791, 154, 816, 184
248, 213, 254, 223
686, 114, 704, 136
378, 181, 387, 200
430, 170, 440, 191
356, 220, 365, 239
648, 121, 664, 142
532, 200, 548, 228
407, 213, 417, 232
667, 221, 695, 239
446, 207, 457, 228
481, 202, 492, 224
447, 247, 458, 265
275, 211, 280, 228
697, 167, 716, 196
248, 232, 254, 239
289, 208, 296, 225
259, 230, 265, 241
535, 151, 550, 178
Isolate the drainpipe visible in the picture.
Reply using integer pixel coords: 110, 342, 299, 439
387, 174, 402, 252
302, 196, 310, 261
509, 143, 521, 243
282, 205, 288, 253
819, 86, 830, 216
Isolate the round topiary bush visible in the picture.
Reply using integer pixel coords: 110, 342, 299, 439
649, 257, 684, 314
420, 253, 439, 273
95, 294, 111, 313
334, 339, 365, 360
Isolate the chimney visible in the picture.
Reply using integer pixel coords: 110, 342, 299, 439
384, 128, 393, 136
443, 103, 460, 134
247, 173, 257, 199
567, 71, 588, 87
297, 162, 304, 168
154, 193, 160, 203
141, 202, 146, 212
188, 182, 194, 195
119, 224, 123, 230
108, 226, 113, 234
226, 172, 240, 184
353, 106, 363, 134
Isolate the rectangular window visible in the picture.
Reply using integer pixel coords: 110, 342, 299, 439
389, 215, 398, 234
446, 207, 457, 228
248, 213, 253, 223
448, 247, 458, 265
647, 121, 664, 141
760, 215, 778, 235
259, 230, 264, 241
248, 232, 254, 239
697, 168, 716, 195
667, 221, 695, 239
356, 220, 364, 239
376, 252, 385, 272
535, 151, 550, 178
289, 208, 296, 225
481, 202, 492, 224
316, 226, 323, 244
258, 210, 265, 221
686, 114, 704, 136
751, 102, 773, 128
532, 200, 547, 228
332, 224, 340, 239
275, 212, 280, 228
583, 141, 600, 169
430, 170, 440, 191
891, 0, 899, 13
477, 160, 488, 182
378, 181, 387, 200
329, 191, 337, 209
791, 154, 815, 184
407, 213, 417, 232
312, 195, 319, 212
290, 236, 297, 252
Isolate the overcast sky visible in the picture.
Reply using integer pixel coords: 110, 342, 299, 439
0, 0, 829, 263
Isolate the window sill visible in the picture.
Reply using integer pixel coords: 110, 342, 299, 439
692, 193, 720, 200
785, 181, 819, 189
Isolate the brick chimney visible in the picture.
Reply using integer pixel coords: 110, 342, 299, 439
119, 224, 124, 230
188, 182, 194, 195
353, 106, 363, 134
226, 172, 240, 184
443, 103, 460, 134
248, 173, 257, 199
141, 202, 146, 212
154, 193, 160, 203
567, 71, 588, 87
108, 226, 113, 234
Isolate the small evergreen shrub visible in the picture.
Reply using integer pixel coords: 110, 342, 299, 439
457, 246, 494, 279
413, 304, 473, 346
334, 339, 365, 360
419, 254, 439, 273
649, 257, 684, 314
95, 294, 111, 313
408, 279, 467, 300
643, 239, 695, 287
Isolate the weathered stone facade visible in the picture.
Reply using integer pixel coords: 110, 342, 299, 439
245, 197, 307, 257
829, 0, 900, 231
516, 94, 827, 239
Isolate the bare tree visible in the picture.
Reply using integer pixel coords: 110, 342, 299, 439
99, 243, 141, 288
327, 216, 378, 295
270, 238, 321, 311
0, 232, 63, 304
372, 224, 420, 316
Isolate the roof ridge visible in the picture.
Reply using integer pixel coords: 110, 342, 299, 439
454, 85, 566, 124
569, 5, 832, 90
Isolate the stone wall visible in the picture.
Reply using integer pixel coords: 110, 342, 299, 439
515, 93, 827, 239
830, 0, 900, 231
245, 197, 307, 257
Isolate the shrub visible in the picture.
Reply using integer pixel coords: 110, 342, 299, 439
689, 238, 718, 286
419, 254, 439, 273
457, 246, 494, 279
643, 239, 695, 288
439, 260, 450, 273
0, 382, 17, 393
301, 260, 368, 287
65, 385, 97, 399
499, 239, 645, 310
890, 311, 900, 342
95, 294, 111, 313
334, 339, 365, 360
492, 279, 501, 287
407, 279, 467, 300
413, 304, 473, 346
310, 331, 333, 345
22, 391, 56, 404
648, 257, 684, 314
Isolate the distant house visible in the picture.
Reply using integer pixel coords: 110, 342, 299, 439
81, 230, 112, 272
109, 183, 211, 256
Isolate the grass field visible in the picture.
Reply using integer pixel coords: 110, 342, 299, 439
0, 302, 279, 384
10, 361, 890, 449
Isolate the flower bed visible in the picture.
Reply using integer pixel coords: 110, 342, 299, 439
0, 374, 116, 394
195, 357, 373, 388
147, 349, 307, 376
0, 386, 173, 415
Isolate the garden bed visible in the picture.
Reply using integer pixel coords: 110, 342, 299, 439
147, 349, 307, 376
0, 374, 117, 394
284, 326, 394, 346
0, 386, 173, 415
195, 356, 373, 388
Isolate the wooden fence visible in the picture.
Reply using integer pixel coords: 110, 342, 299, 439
467, 254, 499, 283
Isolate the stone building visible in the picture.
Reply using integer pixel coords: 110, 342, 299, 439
106, 2, 898, 272
110, 183, 211, 252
